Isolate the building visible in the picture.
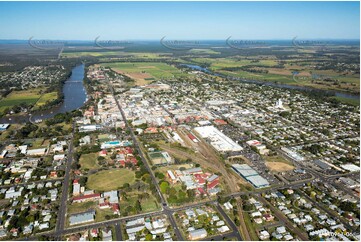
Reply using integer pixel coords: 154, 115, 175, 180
189, 228, 207, 240
0, 124, 10, 131
194, 125, 243, 152
73, 193, 100, 203
69, 210, 96, 226
26, 148, 47, 156
232, 164, 270, 188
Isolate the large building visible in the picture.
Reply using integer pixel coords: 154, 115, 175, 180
232, 164, 270, 188
194, 125, 243, 152
69, 210, 96, 226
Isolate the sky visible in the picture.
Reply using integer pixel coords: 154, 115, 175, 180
0, 1, 359, 40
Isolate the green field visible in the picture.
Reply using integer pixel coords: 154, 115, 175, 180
87, 169, 135, 191
79, 152, 100, 170
33, 92, 58, 109
101, 62, 188, 80
0, 89, 42, 114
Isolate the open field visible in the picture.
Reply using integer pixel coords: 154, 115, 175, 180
33, 91, 58, 109
265, 161, 295, 172
101, 62, 188, 85
190, 54, 359, 93
87, 169, 135, 191
0, 89, 42, 114
265, 155, 295, 172
67, 201, 96, 214
79, 152, 100, 170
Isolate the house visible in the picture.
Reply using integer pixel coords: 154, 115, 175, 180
217, 225, 230, 233
102, 228, 112, 241
276, 226, 287, 234
259, 230, 270, 240
189, 228, 207, 240
90, 228, 99, 237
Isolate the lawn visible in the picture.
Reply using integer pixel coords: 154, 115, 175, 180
87, 169, 135, 192
67, 201, 96, 214
0, 89, 42, 114
79, 152, 100, 170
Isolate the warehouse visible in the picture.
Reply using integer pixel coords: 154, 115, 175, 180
194, 125, 243, 152
232, 164, 270, 188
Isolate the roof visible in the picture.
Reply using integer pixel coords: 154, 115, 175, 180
73, 193, 100, 201
69, 210, 95, 225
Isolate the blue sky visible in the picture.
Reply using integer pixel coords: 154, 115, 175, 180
0, 1, 359, 40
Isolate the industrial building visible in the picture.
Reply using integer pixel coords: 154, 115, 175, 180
194, 125, 243, 152
232, 164, 270, 188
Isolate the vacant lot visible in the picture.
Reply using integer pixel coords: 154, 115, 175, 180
87, 169, 135, 191
79, 152, 100, 170
265, 161, 295, 172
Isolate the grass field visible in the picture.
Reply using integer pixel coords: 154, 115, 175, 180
79, 152, 100, 170
87, 169, 135, 191
33, 92, 58, 109
333, 96, 360, 106
67, 201, 96, 214
101, 62, 188, 85
0, 89, 42, 114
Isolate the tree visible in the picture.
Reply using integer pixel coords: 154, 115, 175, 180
159, 181, 169, 194
135, 200, 142, 212
145, 234, 152, 241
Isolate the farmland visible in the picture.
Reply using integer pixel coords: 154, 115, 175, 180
101, 62, 188, 85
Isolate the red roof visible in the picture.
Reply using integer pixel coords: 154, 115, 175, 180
197, 187, 206, 194
188, 133, 196, 140
73, 179, 79, 184
207, 179, 219, 189
73, 193, 100, 201
214, 119, 227, 125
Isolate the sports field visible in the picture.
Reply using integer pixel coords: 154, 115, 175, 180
87, 169, 135, 191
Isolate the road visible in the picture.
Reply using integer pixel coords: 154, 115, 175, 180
55, 121, 76, 238
114, 223, 123, 241
215, 203, 243, 241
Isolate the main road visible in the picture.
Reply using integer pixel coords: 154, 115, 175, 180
55, 121, 76, 238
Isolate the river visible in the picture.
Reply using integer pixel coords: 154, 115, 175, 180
0, 64, 87, 124
182, 64, 360, 100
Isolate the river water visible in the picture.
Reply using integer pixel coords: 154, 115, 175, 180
182, 64, 360, 100
0, 64, 87, 124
